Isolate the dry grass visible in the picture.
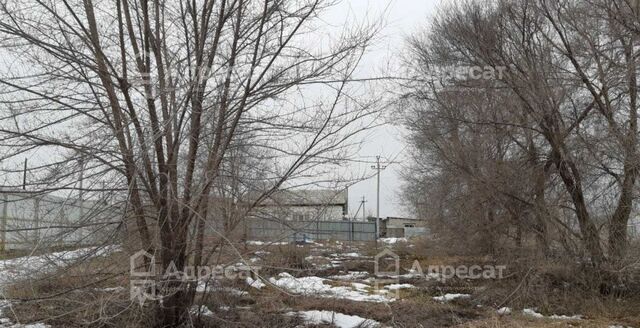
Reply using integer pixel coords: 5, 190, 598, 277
458, 315, 612, 328
263, 244, 312, 271
2, 250, 142, 327
3, 238, 640, 327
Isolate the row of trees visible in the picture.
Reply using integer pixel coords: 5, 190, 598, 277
0, 0, 383, 326
402, 0, 639, 270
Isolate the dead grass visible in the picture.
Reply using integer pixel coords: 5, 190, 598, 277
458, 315, 611, 328
3, 238, 640, 327
262, 244, 312, 271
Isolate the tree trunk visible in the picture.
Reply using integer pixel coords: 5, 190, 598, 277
608, 170, 635, 262
609, 37, 638, 263
552, 149, 604, 267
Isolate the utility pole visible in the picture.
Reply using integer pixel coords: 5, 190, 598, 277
22, 158, 27, 190
352, 196, 367, 222
371, 155, 386, 239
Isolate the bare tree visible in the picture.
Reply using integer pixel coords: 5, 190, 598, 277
0, 0, 383, 325
402, 0, 639, 271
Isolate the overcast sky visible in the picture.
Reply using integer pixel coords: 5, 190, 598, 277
328, 0, 440, 219
0, 0, 442, 219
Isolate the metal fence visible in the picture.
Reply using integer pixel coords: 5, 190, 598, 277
246, 218, 376, 241
1, 190, 377, 250
404, 227, 428, 238
1, 191, 119, 251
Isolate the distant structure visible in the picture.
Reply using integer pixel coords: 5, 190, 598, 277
254, 189, 348, 221
0, 188, 118, 251
368, 216, 427, 238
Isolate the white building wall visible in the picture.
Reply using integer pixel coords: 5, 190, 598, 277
286, 206, 344, 221
254, 205, 345, 222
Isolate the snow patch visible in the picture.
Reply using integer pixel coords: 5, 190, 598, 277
383, 283, 415, 290
330, 252, 361, 258
432, 293, 470, 302
3, 323, 51, 328
351, 282, 369, 291
288, 310, 381, 328
190, 305, 214, 317
96, 286, 126, 292
379, 238, 407, 244
522, 308, 582, 320
269, 273, 392, 303
548, 314, 583, 320
522, 308, 544, 318
0, 246, 119, 286
246, 277, 266, 289
246, 241, 288, 246
328, 271, 369, 280
496, 307, 511, 315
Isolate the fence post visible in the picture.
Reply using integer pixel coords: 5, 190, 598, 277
1, 193, 7, 251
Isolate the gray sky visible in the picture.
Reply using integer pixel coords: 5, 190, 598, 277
328, 0, 440, 219
0, 0, 442, 219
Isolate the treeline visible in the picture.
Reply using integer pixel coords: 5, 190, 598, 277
401, 0, 639, 270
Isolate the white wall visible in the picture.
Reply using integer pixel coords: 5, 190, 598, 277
255, 205, 345, 221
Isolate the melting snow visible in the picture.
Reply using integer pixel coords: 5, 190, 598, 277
2, 323, 51, 328
246, 277, 266, 289
96, 286, 126, 293
496, 307, 511, 315
384, 284, 415, 290
288, 310, 381, 328
522, 308, 582, 320
432, 293, 470, 302
190, 305, 215, 317
549, 314, 583, 320
379, 238, 407, 244
330, 252, 361, 258
351, 282, 369, 291
246, 241, 288, 246
269, 273, 392, 303
522, 308, 545, 318
328, 271, 369, 280
0, 246, 119, 286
